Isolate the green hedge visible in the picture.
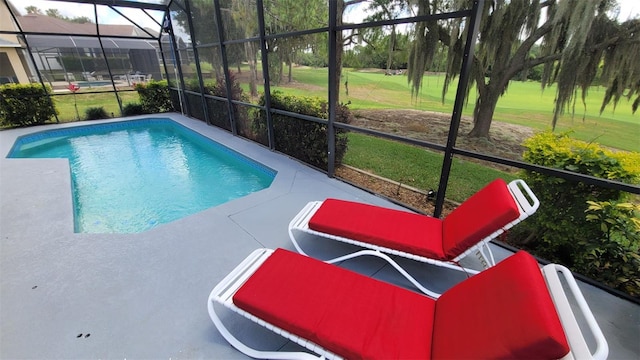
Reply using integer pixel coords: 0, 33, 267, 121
509, 131, 640, 297
135, 80, 174, 114
182, 74, 251, 135
84, 107, 109, 120
253, 91, 352, 171
122, 102, 147, 116
582, 200, 640, 296
0, 84, 58, 127
209, 73, 250, 135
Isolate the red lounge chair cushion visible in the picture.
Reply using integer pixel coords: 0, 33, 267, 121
233, 248, 435, 359
308, 198, 446, 260
442, 178, 520, 259
432, 251, 570, 359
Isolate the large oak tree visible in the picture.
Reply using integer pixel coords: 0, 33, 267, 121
407, 0, 640, 138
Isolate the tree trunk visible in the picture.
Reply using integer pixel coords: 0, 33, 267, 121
468, 86, 500, 138
386, 27, 395, 74
332, 0, 345, 105
468, 59, 517, 139
210, 54, 223, 79
244, 42, 258, 97
288, 61, 292, 83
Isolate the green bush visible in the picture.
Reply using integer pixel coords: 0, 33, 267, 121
253, 91, 352, 170
184, 78, 214, 93
296, 52, 329, 67
509, 131, 640, 297
209, 73, 249, 135
168, 89, 182, 113
581, 200, 640, 296
135, 80, 174, 114
0, 83, 58, 127
84, 106, 109, 120
182, 75, 248, 133
122, 102, 147, 116
185, 92, 205, 121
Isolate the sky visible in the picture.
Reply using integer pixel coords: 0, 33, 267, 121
616, 0, 640, 20
342, 0, 640, 22
12, 0, 640, 32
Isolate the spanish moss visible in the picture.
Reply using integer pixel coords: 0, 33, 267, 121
406, 0, 638, 138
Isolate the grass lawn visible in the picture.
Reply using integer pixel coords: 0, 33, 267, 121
265, 67, 639, 152
343, 132, 517, 202
264, 66, 637, 198
56, 72, 637, 153
52, 90, 140, 122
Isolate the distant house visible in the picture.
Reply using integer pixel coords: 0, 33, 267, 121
0, 1, 31, 84
0, 37, 29, 84
1, 4, 166, 85
20, 13, 162, 84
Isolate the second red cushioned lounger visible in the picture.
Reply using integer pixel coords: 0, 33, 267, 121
208, 248, 608, 360
288, 179, 540, 295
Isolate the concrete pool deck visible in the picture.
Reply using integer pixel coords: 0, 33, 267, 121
1, 113, 638, 359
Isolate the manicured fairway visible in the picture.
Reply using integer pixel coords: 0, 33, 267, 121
268, 67, 639, 152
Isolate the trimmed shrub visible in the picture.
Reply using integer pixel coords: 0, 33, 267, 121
168, 88, 182, 113
182, 75, 246, 132
185, 92, 205, 121
135, 80, 174, 113
209, 73, 249, 135
184, 78, 215, 93
84, 106, 109, 120
184, 78, 199, 92
582, 200, 640, 296
509, 131, 640, 296
0, 83, 58, 127
253, 91, 352, 171
122, 102, 147, 116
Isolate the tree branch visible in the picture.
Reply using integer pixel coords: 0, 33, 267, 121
523, 53, 563, 69
437, 25, 451, 45
514, 23, 640, 77
540, 0, 556, 7
342, 30, 361, 46
508, 19, 554, 69
344, 0, 368, 8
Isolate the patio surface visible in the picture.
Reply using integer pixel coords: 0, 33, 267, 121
1, 113, 638, 359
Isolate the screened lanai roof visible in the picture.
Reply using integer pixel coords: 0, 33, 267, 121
16, 12, 160, 37
26, 0, 173, 10
25, 34, 157, 50
5, 0, 169, 40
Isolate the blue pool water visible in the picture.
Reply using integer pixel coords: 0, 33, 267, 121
76, 80, 112, 87
8, 119, 276, 233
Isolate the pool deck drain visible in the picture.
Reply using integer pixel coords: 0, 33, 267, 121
1, 113, 638, 359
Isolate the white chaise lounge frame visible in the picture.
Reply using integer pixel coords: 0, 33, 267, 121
208, 248, 608, 360
288, 179, 539, 296
208, 249, 340, 360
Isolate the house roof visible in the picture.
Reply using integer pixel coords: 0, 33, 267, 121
17, 14, 159, 38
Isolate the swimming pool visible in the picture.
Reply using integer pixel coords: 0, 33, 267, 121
8, 119, 276, 233
75, 81, 112, 87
